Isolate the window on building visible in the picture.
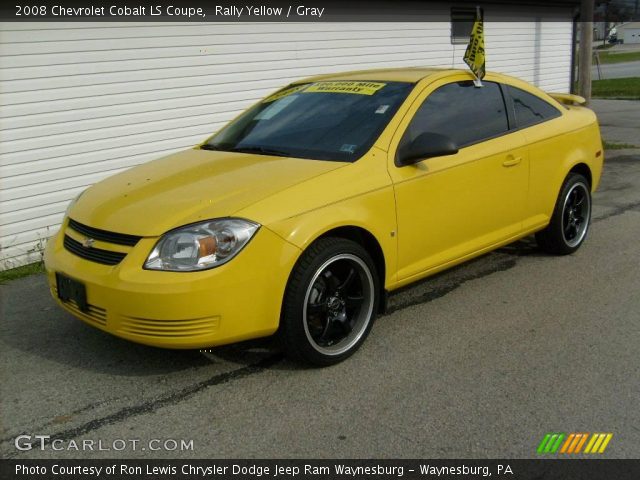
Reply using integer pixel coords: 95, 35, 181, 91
508, 86, 562, 129
401, 81, 509, 149
451, 8, 482, 44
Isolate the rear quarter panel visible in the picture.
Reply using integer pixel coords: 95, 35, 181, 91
522, 105, 603, 231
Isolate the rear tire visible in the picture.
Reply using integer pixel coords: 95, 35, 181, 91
536, 173, 592, 255
279, 237, 379, 367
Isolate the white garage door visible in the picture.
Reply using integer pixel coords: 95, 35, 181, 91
623, 28, 640, 44
0, 15, 572, 269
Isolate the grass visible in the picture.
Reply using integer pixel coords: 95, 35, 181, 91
592, 77, 640, 99
596, 50, 640, 64
603, 140, 638, 150
0, 262, 45, 283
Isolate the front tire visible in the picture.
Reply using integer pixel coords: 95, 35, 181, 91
279, 237, 380, 366
536, 173, 592, 255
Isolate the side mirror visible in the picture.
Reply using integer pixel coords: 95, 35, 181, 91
396, 132, 459, 167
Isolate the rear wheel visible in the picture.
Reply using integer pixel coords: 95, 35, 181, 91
536, 173, 592, 255
279, 237, 379, 366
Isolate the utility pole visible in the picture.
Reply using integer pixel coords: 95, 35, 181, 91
578, 0, 594, 104
603, 0, 608, 48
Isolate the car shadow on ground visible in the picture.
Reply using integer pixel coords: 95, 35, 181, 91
1, 235, 547, 377
495, 235, 545, 257
0, 314, 216, 375
0, 274, 281, 375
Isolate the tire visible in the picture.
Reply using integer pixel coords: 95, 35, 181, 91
536, 173, 592, 255
279, 237, 380, 366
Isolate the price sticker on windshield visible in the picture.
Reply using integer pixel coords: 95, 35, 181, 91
304, 81, 387, 95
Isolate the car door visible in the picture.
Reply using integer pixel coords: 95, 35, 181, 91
388, 77, 529, 282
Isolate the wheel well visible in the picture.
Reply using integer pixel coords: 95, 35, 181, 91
319, 226, 388, 313
569, 163, 592, 189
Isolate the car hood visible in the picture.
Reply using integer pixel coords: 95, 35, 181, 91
69, 148, 345, 236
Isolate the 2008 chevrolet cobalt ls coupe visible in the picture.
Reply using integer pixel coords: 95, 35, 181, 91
45, 68, 603, 366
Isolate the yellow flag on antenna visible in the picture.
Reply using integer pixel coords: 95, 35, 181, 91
463, 8, 486, 82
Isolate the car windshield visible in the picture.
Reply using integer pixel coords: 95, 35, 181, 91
203, 81, 414, 162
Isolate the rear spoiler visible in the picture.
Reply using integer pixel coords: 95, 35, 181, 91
548, 92, 587, 106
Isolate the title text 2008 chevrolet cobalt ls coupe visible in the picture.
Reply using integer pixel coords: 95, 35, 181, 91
45, 68, 603, 365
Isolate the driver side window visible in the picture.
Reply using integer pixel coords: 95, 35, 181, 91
401, 81, 510, 150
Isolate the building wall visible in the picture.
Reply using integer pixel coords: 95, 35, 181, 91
0, 12, 573, 269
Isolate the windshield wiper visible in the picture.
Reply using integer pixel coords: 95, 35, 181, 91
227, 146, 293, 157
201, 144, 293, 157
200, 144, 220, 151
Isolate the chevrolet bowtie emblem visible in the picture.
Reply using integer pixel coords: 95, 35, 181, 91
82, 237, 95, 248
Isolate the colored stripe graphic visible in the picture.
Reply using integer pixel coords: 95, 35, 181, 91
598, 434, 613, 453
560, 433, 575, 453
584, 433, 613, 454
550, 434, 565, 453
537, 433, 565, 454
574, 433, 589, 453
567, 433, 588, 453
540, 433, 612, 454
537, 434, 552, 454
568, 433, 581, 453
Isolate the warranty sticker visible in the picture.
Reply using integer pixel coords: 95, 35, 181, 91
304, 81, 387, 95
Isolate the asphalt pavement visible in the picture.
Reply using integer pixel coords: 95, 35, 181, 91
1, 101, 639, 460
591, 99, 640, 146
592, 60, 640, 80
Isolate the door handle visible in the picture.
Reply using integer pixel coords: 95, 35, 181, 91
502, 156, 522, 167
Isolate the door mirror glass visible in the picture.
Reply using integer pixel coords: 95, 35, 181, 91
396, 132, 459, 166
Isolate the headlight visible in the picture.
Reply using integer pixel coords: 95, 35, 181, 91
144, 218, 260, 271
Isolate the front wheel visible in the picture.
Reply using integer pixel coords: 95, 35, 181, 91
279, 237, 380, 366
536, 173, 592, 255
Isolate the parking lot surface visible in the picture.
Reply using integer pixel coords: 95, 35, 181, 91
1, 103, 639, 460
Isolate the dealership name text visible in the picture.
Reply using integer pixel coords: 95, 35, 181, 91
16, 464, 410, 477
15, 5, 325, 19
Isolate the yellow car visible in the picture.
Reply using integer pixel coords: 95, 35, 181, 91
44, 68, 603, 366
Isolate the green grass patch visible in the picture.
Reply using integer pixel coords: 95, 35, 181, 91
603, 140, 638, 150
592, 77, 640, 99
597, 51, 640, 64
0, 262, 45, 283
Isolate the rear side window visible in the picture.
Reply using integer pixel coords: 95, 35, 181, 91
508, 86, 561, 129
402, 81, 509, 148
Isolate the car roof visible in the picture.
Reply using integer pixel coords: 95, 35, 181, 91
296, 67, 468, 84
295, 67, 527, 87
289, 67, 562, 109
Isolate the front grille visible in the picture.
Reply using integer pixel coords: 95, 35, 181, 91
68, 218, 141, 246
119, 315, 220, 338
53, 286, 107, 326
63, 235, 127, 266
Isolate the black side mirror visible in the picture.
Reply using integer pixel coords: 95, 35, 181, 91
396, 132, 459, 167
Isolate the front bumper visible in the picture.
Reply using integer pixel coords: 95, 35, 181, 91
44, 219, 300, 349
